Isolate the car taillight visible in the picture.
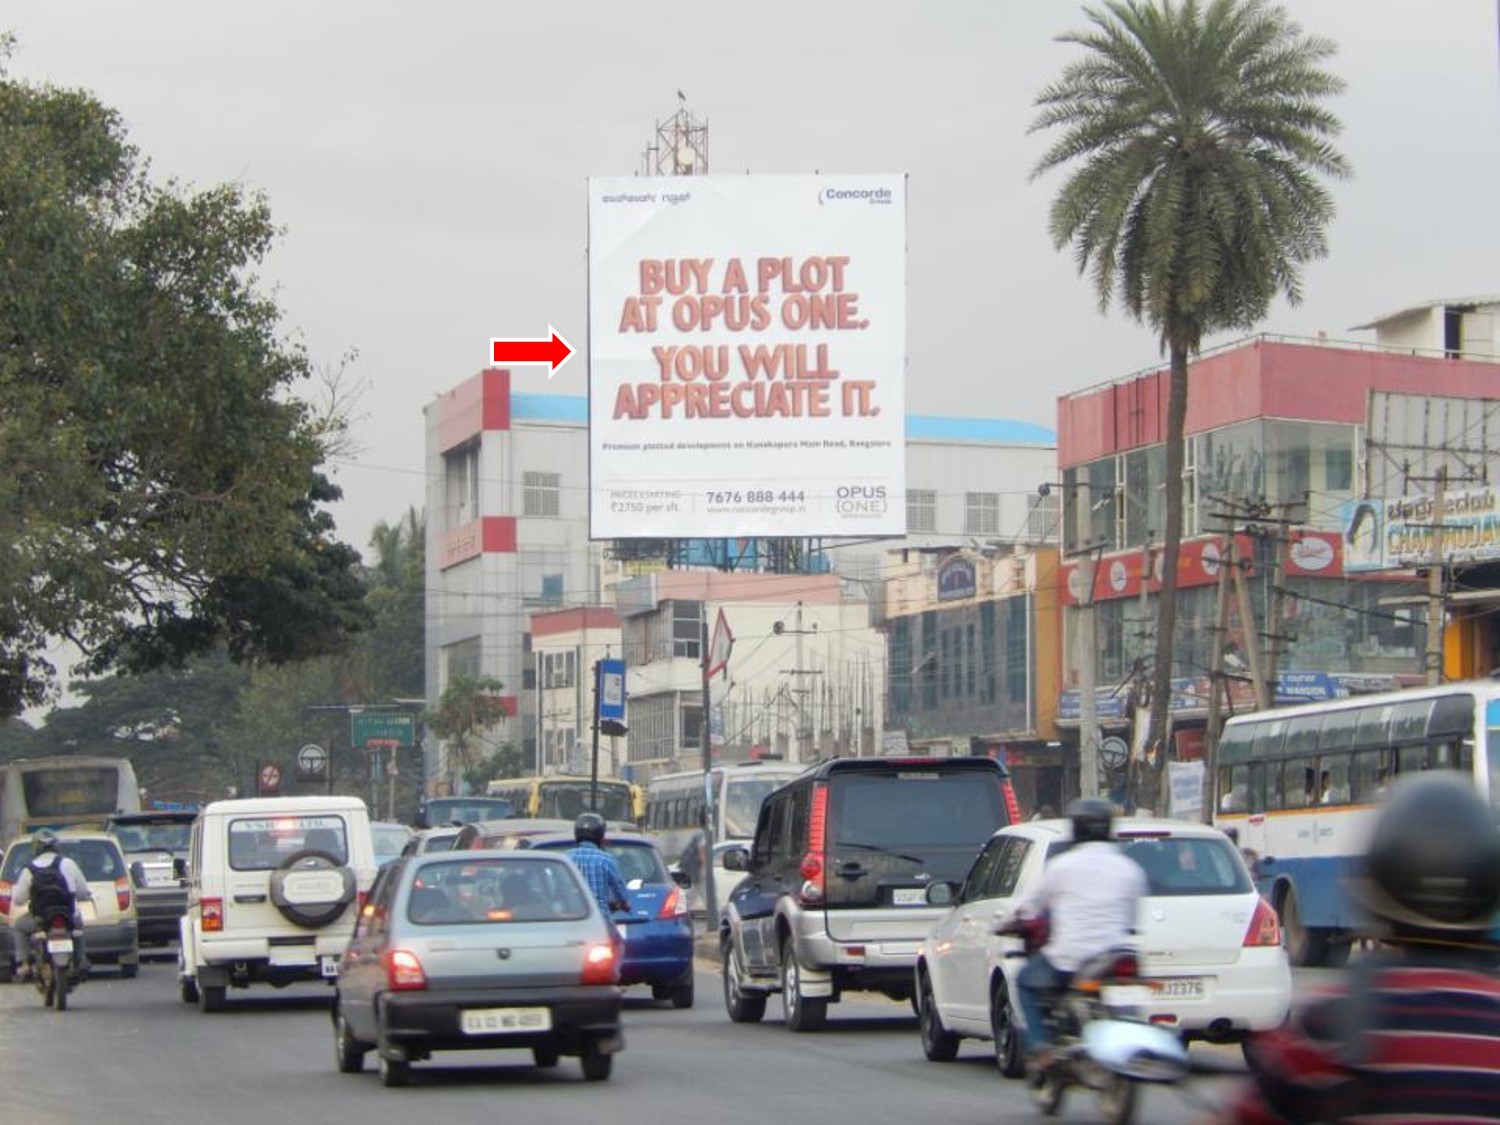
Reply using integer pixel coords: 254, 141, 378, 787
1001, 780, 1022, 825
116, 876, 132, 912
356, 890, 369, 918
201, 897, 224, 932
1108, 952, 1140, 980
800, 783, 827, 905
384, 949, 427, 991
657, 887, 688, 920
1244, 897, 1281, 947
0, 880, 11, 917
581, 941, 617, 985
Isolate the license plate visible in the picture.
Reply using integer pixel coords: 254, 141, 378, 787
1101, 985, 1150, 1007
45, 939, 74, 955
1147, 977, 1206, 999
319, 956, 340, 978
461, 1007, 552, 1035
891, 888, 926, 906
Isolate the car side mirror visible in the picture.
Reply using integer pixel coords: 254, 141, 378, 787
720, 846, 750, 872
925, 881, 957, 907
130, 860, 147, 889
671, 868, 691, 889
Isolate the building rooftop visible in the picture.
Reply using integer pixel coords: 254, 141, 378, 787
1350, 295, 1500, 331
509, 394, 1055, 445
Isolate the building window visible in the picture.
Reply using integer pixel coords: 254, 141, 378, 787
543, 651, 576, 689
1325, 446, 1353, 492
889, 617, 912, 716
908, 489, 937, 532
523, 471, 561, 517
444, 443, 480, 530
627, 695, 675, 763
672, 601, 702, 659
1005, 598, 1028, 702
979, 601, 997, 704
681, 704, 703, 751
1027, 492, 1060, 543
964, 492, 1000, 536
444, 637, 482, 682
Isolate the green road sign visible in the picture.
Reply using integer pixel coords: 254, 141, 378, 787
351, 711, 416, 748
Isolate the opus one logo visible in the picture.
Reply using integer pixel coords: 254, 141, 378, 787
836, 485, 887, 516
819, 186, 894, 205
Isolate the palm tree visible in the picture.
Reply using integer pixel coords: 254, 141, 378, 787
1032, 0, 1348, 809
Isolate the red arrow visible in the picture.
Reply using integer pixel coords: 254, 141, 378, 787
489, 325, 574, 377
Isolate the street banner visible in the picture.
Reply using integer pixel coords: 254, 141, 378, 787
588, 174, 907, 537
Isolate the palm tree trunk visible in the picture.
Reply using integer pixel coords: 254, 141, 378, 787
1137, 343, 1190, 812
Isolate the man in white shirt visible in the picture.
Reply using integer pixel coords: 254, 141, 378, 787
12, 829, 94, 976
1000, 799, 1148, 1069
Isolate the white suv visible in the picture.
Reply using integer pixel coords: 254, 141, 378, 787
178, 796, 377, 1012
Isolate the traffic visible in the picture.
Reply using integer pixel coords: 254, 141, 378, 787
0, 723, 1495, 1122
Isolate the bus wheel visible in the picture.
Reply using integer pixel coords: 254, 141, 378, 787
1279, 887, 1330, 967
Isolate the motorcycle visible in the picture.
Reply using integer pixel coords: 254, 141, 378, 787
30, 909, 81, 1011
1005, 928, 1190, 1125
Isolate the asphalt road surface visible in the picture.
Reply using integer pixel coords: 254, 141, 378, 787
0, 954, 1249, 1125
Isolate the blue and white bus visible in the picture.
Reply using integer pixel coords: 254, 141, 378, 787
1213, 680, 1500, 967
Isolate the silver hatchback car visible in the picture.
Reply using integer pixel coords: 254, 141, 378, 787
332, 850, 625, 1086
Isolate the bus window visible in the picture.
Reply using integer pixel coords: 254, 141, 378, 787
1390, 700, 1434, 746
1217, 765, 1249, 812
1218, 724, 1254, 764
1283, 714, 1323, 759
1248, 760, 1268, 814
1266, 762, 1288, 811
1431, 738, 1472, 774
1395, 743, 1430, 777
1351, 748, 1389, 802
1316, 754, 1351, 805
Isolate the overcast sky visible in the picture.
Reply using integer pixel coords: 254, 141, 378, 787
9, 1, 1500, 552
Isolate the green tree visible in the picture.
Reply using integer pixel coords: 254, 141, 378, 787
462, 743, 525, 795
1031, 0, 1348, 808
0, 40, 369, 714
425, 676, 510, 790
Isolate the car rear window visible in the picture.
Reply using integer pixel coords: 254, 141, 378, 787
1, 840, 124, 882
829, 771, 1006, 848
408, 857, 590, 925
112, 821, 193, 854
1046, 836, 1252, 896
530, 840, 668, 885
228, 815, 349, 870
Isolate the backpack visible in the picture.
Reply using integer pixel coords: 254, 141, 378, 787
26, 857, 76, 920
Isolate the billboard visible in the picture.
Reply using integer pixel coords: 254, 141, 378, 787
1344, 487, 1500, 572
587, 175, 907, 538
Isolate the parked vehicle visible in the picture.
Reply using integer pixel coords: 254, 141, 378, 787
517, 832, 695, 1008
915, 817, 1290, 1076
720, 755, 1020, 1031
332, 850, 627, 1086
106, 810, 197, 946
177, 796, 377, 1012
0, 830, 141, 981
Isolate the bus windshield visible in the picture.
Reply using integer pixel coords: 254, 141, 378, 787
22, 767, 125, 819
721, 778, 787, 838
538, 781, 633, 822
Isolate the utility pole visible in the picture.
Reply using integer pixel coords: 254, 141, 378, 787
1427, 465, 1448, 686
1077, 550, 1102, 799
699, 615, 718, 930
1203, 533, 1235, 820
776, 601, 819, 764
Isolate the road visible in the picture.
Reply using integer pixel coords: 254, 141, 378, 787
0, 954, 1247, 1125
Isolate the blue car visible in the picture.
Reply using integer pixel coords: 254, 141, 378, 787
521, 834, 696, 1008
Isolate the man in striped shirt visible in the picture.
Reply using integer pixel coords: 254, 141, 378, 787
1227, 772, 1500, 1124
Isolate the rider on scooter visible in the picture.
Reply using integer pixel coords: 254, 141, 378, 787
996, 799, 1149, 1073
11, 829, 93, 978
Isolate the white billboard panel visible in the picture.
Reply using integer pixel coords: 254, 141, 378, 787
588, 175, 907, 538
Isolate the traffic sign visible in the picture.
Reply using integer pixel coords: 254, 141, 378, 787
351, 711, 416, 748
296, 743, 328, 779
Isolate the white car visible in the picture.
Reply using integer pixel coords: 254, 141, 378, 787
914, 817, 1291, 1076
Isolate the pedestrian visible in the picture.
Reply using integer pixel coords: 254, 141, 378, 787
1223, 771, 1500, 1123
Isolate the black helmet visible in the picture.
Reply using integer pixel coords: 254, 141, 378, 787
1356, 772, 1500, 935
32, 828, 58, 854
1068, 798, 1113, 844
573, 812, 606, 846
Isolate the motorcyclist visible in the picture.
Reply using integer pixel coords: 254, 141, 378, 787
565, 812, 631, 916
995, 798, 1148, 1071
11, 829, 93, 977
1225, 771, 1500, 1124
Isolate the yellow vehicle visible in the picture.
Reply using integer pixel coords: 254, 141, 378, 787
485, 776, 643, 825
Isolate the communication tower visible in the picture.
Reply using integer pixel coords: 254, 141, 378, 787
639, 91, 709, 176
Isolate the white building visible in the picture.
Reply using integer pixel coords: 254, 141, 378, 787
422, 366, 1056, 790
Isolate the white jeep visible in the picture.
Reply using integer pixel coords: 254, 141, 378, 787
178, 796, 377, 1012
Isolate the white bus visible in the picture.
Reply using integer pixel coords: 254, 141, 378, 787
0, 755, 142, 846
1212, 679, 1500, 967
645, 760, 805, 905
